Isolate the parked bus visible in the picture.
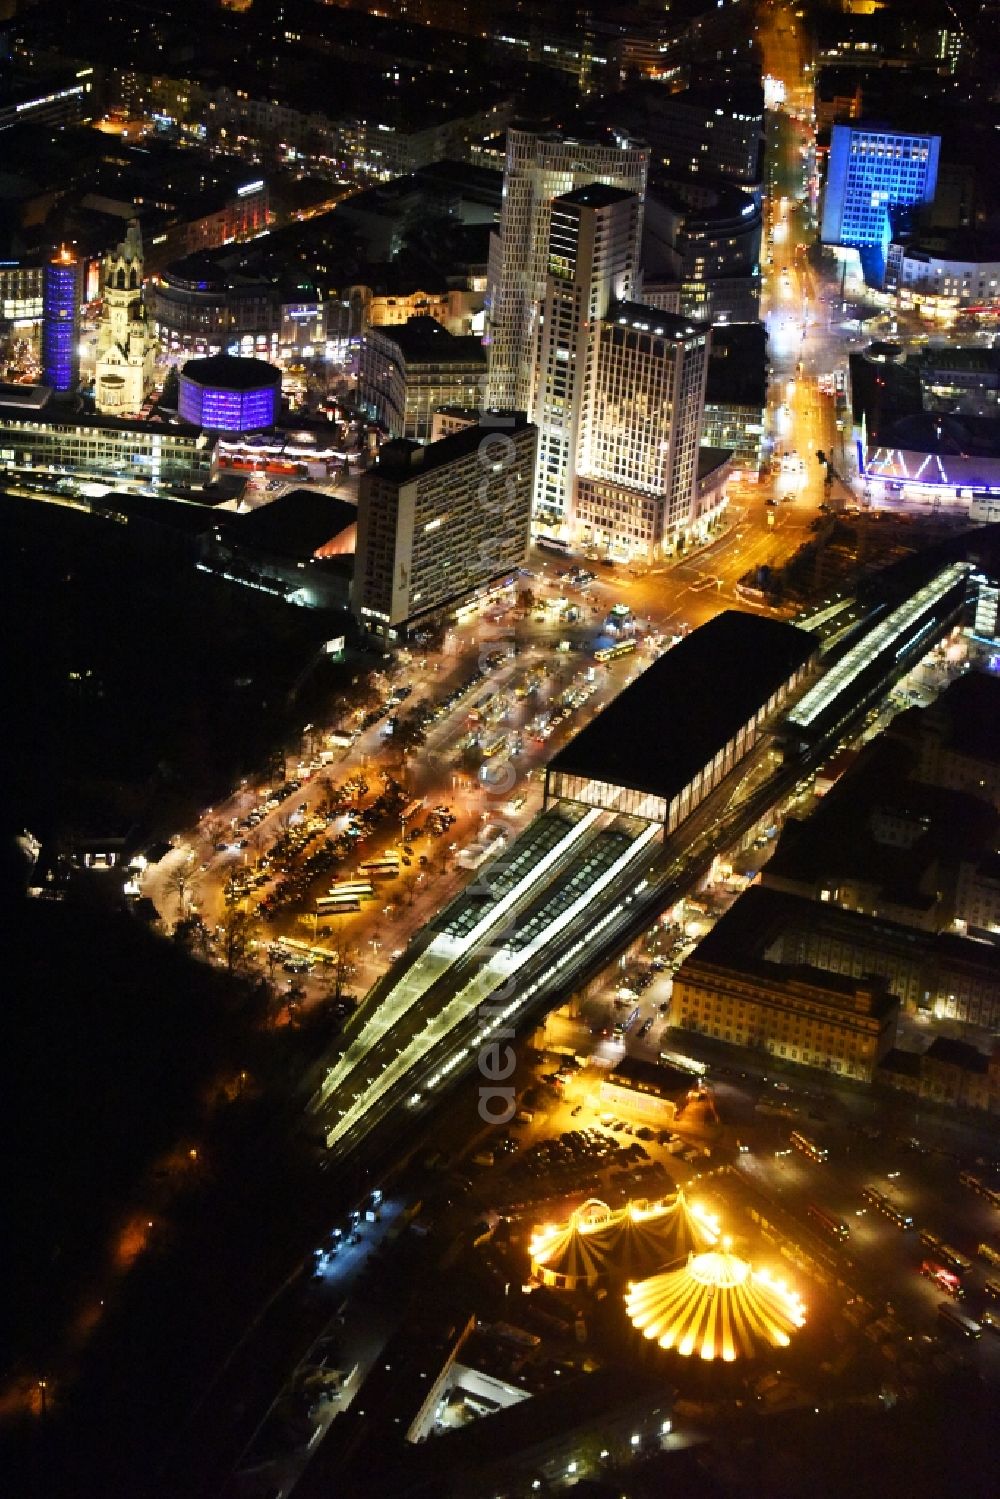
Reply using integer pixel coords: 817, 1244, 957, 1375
400, 798, 424, 824
919, 1231, 972, 1275
359, 857, 399, 878
594, 639, 638, 663
937, 1303, 982, 1339
978, 1242, 1000, 1269
862, 1186, 913, 1230
327, 880, 375, 900
939, 1243, 972, 1275
468, 692, 498, 725
316, 893, 362, 915
959, 1171, 1000, 1208
790, 1131, 828, 1164
983, 1279, 1000, 1300
807, 1203, 850, 1242
658, 1051, 708, 1077
481, 730, 510, 759
537, 535, 570, 553
921, 1260, 965, 1299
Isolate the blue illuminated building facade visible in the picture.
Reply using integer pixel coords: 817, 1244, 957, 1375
178, 353, 280, 432
821, 122, 940, 276
42, 250, 82, 393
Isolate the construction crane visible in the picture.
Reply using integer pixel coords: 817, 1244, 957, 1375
815, 449, 856, 504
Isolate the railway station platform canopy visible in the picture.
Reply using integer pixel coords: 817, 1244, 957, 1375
625, 1244, 807, 1361
545, 610, 818, 831
530, 1192, 720, 1290
782, 560, 971, 742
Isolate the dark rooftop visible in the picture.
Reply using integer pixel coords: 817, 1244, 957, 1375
924, 1036, 990, 1074
879, 1047, 923, 1079
921, 670, 1000, 765
180, 354, 280, 391
687, 884, 1000, 991
372, 413, 533, 480
546, 611, 817, 804
606, 299, 710, 342
879, 412, 1000, 456
556, 182, 640, 209
697, 447, 733, 483
763, 735, 998, 908
611, 1055, 692, 1096
705, 322, 768, 408
400, 1365, 669, 1494
225, 490, 356, 559
92, 491, 221, 535
371, 315, 487, 365
0, 382, 51, 411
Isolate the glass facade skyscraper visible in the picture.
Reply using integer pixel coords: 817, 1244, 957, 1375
530, 185, 640, 523
484, 128, 649, 414
821, 122, 940, 255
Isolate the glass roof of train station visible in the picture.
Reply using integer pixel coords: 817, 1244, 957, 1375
785, 562, 969, 732
506, 822, 638, 953
439, 804, 585, 940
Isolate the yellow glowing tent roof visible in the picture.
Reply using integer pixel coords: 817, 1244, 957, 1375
625, 1246, 807, 1362
530, 1192, 720, 1289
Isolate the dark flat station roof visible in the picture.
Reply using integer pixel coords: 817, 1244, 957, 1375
546, 610, 817, 803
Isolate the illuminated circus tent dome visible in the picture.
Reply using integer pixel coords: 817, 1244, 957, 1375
530, 1192, 720, 1290
625, 1245, 807, 1362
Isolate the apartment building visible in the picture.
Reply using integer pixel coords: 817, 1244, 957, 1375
357, 317, 486, 443
352, 414, 536, 643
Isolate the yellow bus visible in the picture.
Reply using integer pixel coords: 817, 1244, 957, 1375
960, 1171, 1000, 1208
594, 639, 638, 663
481, 731, 510, 759
790, 1130, 828, 1163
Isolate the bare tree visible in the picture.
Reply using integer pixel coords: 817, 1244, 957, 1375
263, 942, 281, 985
219, 905, 258, 972
201, 816, 227, 848
165, 858, 194, 918
285, 978, 307, 1026
315, 774, 337, 817
173, 913, 212, 957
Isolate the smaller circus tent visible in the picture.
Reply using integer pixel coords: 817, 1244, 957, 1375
530, 1193, 720, 1290
625, 1246, 807, 1362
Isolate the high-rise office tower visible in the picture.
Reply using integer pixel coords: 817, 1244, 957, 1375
484, 127, 649, 414
821, 122, 940, 252
575, 303, 710, 559
532, 184, 640, 524
41, 247, 82, 394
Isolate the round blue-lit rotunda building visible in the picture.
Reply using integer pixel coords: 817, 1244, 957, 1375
178, 353, 281, 432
